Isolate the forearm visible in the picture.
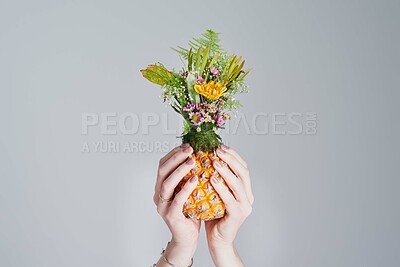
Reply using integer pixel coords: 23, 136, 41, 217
208, 242, 244, 267
156, 239, 196, 267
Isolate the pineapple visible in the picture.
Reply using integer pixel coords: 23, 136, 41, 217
174, 122, 233, 221
175, 151, 229, 220
140, 29, 250, 220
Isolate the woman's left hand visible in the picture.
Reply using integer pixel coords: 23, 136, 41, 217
205, 145, 254, 266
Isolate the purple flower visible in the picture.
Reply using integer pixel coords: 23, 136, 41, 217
195, 76, 205, 84
210, 67, 219, 76
189, 112, 202, 125
180, 71, 188, 77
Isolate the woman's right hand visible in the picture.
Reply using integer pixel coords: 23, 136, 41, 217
153, 144, 199, 266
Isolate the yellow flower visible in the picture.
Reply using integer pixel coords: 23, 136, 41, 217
194, 80, 227, 101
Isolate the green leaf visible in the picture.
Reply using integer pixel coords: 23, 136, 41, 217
238, 68, 252, 81
188, 48, 193, 71
230, 60, 245, 82
208, 52, 220, 68
200, 46, 209, 76
221, 54, 235, 83
140, 64, 172, 86
195, 47, 202, 71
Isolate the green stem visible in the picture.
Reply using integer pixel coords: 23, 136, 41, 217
181, 128, 222, 153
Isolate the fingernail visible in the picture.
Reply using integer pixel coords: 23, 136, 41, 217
183, 146, 192, 153
190, 175, 198, 183
214, 160, 222, 168
186, 157, 194, 165
180, 143, 190, 148
212, 176, 219, 184
221, 144, 229, 151
217, 148, 225, 154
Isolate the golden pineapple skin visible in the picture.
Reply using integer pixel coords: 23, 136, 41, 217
175, 151, 229, 221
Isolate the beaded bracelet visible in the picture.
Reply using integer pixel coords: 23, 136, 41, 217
151, 242, 193, 267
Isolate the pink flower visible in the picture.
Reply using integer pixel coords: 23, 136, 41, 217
183, 103, 195, 111
210, 67, 219, 76
189, 112, 202, 125
215, 115, 224, 126
195, 76, 205, 84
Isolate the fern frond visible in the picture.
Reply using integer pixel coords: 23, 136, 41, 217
171, 29, 226, 60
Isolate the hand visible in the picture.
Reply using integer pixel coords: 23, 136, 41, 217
154, 144, 199, 266
205, 145, 254, 267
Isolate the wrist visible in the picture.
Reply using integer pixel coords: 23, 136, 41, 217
208, 239, 233, 251
170, 237, 197, 252
207, 240, 244, 267
207, 236, 234, 252
208, 240, 235, 260
156, 239, 196, 267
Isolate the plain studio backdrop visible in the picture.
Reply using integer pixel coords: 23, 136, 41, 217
1, 0, 399, 266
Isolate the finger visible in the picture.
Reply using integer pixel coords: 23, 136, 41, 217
216, 147, 248, 180
154, 147, 181, 205
210, 174, 236, 212
220, 144, 247, 168
154, 145, 193, 203
218, 146, 254, 204
156, 193, 172, 215
159, 143, 190, 166
159, 157, 195, 200
213, 160, 247, 202
158, 145, 193, 179
170, 175, 198, 215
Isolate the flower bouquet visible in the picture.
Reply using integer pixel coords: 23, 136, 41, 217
140, 29, 251, 220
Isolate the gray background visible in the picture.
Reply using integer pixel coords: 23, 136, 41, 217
1, 0, 399, 266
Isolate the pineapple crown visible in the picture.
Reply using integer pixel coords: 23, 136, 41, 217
140, 29, 251, 152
